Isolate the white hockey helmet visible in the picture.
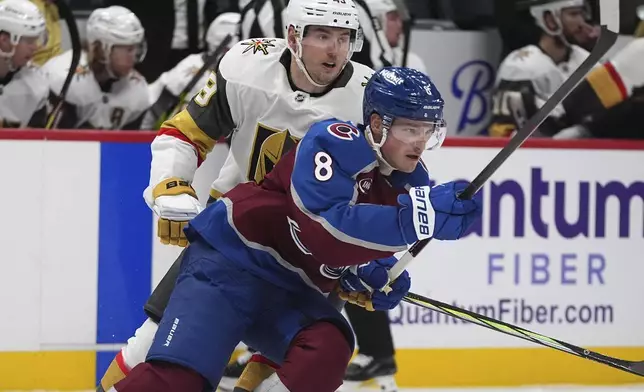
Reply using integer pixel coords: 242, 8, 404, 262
284, 0, 364, 87
285, 0, 363, 51
205, 12, 240, 53
530, 0, 587, 37
0, 0, 45, 44
0, 0, 44, 64
86, 6, 147, 62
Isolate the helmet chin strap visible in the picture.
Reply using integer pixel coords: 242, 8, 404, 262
550, 14, 573, 47
0, 51, 17, 72
554, 29, 573, 48
0, 37, 19, 72
364, 125, 395, 175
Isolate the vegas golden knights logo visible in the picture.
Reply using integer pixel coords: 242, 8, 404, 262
247, 123, 299, 183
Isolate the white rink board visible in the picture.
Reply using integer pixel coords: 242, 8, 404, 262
0, 135, 642, 389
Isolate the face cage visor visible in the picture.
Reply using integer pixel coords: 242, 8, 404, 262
387, 118, 447, 150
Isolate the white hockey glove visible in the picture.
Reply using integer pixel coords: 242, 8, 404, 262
151, 177, 203, 247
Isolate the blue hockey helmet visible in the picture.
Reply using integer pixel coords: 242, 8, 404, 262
363, 67, 446, 151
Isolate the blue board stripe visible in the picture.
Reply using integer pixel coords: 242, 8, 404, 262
96, 141, 153, 382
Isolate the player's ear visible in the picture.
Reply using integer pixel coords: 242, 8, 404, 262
0, 32, 10, 50
88, 41, 108, 75
287, 25, 298, 50
543, 11, 558, 31
370, 113, 384, 143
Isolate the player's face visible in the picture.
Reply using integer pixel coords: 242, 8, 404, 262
109, 44, 138, 77
385, 11, 403, 47
381, 118, 436, 173
561, 6, 592, 45
10, 36, 40, 68
300, 26, 352, 85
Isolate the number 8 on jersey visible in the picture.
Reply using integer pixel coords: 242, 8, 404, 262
314, 151, 333, 181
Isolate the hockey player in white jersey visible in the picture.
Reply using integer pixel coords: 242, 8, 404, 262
95, 0, 373, 390
0, 0, 48, 128
489, 0, 592, 137
142, 12, 241, 130
237, 0, 420, 72
42, 5, 149, 130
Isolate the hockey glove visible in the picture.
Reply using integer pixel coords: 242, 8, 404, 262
338, 257, 411, 311
398, 181, 482, 242
152, 177, 203, 247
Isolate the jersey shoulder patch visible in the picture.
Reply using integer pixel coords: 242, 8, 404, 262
217, 38, 287, 92
498, 45, 554, 80
305, 119, 375, 176
325, 121, 361, 141
238, 38, 280, 56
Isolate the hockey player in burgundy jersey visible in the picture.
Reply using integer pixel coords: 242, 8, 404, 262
112, 67, 482, 392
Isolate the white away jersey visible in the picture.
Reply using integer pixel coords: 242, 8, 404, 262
43, 50, 149, 130
0, 64, 49, 128
146, 38, 374, 205
489, 44, 589, 137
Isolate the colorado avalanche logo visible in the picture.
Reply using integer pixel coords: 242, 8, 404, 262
320, 265, 350, 280
327, 122, 360, 141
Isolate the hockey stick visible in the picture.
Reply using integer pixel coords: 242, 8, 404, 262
402, 292, 644, 377
151, 34, 233, 129
387, 25, 618, 280
45, 0, 81, 130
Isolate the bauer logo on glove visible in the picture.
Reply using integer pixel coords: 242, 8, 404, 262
398, 180, 482, 243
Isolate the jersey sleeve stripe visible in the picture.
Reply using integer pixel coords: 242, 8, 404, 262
564, 61, 629, 125
160, 109, 216, 163
185, 71, 236, 141
586, 61, 628, 109
289, 182, 407, 253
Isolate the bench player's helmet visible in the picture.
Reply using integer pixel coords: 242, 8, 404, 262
0, 0, 45, 62
528, 0, 588, 40
205, 12, 241, 54
86, 6, 147, 64
285, 0, 364, 87
363, 66, 447, 158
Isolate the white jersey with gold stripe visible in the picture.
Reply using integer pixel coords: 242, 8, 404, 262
145, 38, 374, 205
